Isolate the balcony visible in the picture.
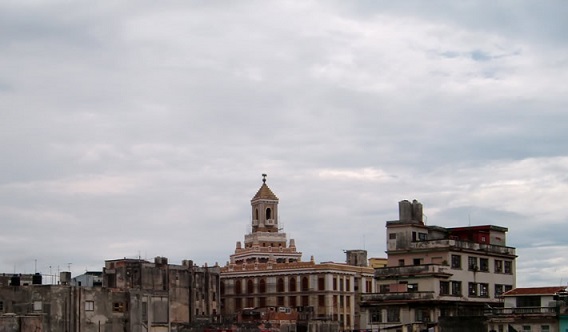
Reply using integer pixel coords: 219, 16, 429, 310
362, 291, 435, 302
408, 239, 516, 256
374, 264, 452, 279
486, 306, 558, 316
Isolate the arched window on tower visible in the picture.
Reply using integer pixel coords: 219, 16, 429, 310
255, 209, 259, 220
247, 279, 254, 293
259, 279, 266, 293
302, 276, 309, 291
266, 208, 272, 220
277, 278, 285, 292
289, 277, 297, 292
235, 280, 242, 295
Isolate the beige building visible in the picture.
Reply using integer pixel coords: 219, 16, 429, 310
361, 199, 517, 332
220, 176, 376, 331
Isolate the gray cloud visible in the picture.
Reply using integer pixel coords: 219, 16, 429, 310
0, 1, 567, 287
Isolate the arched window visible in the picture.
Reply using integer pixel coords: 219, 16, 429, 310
235, 280, 242, 295
289, 277, 297, 292
259, 279, 266, 293
277, 278, 285, 292
302, 276, 309, 291
255, 209, 259, 220
247, 279, 254, 293
266, 208, 272, 219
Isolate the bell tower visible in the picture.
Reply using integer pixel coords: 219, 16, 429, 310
229, 174, 302, 265
251, 173, 279, 233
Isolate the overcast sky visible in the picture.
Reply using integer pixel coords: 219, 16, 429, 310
1, 1, 567, 287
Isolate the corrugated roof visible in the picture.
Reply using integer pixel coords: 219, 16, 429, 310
252, 183, 278, 201
502, 286, 566, 296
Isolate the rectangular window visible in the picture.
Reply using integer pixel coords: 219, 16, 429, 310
522, 326, 531, 331
480, 258, 489, 272
415, 308, 430, 322
346, 279, 350, 291
85, 301, 94, 311
33, 301, 42, 312
0, 301, 3, 312
277, 296, 284, 306
113, 302, 125, 313
541, 325, 550, 332
398, 259, 404, 266
451, 281, 462, 296
380, 284, 390, 293
505, 285, 513, 292
333, 278, 337, 290
468, 282, 477, 296
504, 261, 512, 274
479, 283, 489, 297
495, 260, 503, 273
370, 309, 382, 323
468, 256, 478, 271
413, 258, 422, 265
407, 283, 418, 293
495, 284, 504, 297
318, 277, 325, 290
440, 281, 449, 295
387, 307, 400, 322
418, 233, 427, 241
318, 295, 325, 306
451, 255, 461, 269
389, 233, 397, 240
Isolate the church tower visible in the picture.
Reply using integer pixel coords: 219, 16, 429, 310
229, 175, 302, 265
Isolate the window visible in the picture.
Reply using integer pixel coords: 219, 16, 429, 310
413, 258, 422, 265
302, 277, 309, 291
370, 308, 382, 323
113, 302, 125, 313
418, 233, 427, 241
333, 277, 337, 290
541, 325, 550, 332
407, 283, 418, 292
247, 297, 254, 307
479, 283, 489, 297
451, 255, 461, 269
235, 280, 242, 294
480, 258, 489, 272
318, 295, 325, 306
440, 281, 449, 295
277, 296, 284, 306
468, 256, 478, 271
85, 301, 94, 311
495, 260, 503, 273
289, 296, 296, 307
415, 308, 430, 322
259, 279, 266, 293
318, 277, 325, 291
380, 284, 390, 293
451, 281, 462, 296
0, 301, 3, 312
33, 301, 42, 312
346, 279, 350, 291
495, 284, 504, 297
387, 307, 400, 322
247, 279, 254, 293
277, 278, 285, 292
504, 261, 512, 274
469, 283, 477, 296
522, 326, 531, 331
389, 233, 397, 240
505, 285, 513, 292
289, 277, 296, 292
266, 208, 272, 219
398, 259, 405, 266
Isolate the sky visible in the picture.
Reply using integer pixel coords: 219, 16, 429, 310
1, 1, 567, 287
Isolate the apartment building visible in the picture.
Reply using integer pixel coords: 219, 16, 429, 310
361, 199, 517, 332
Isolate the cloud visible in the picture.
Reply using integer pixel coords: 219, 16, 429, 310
0, 1, 566, 287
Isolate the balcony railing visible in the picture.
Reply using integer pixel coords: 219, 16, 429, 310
408, 239, 516, 256
362, 291, 435, 302
374, 264, 451, 278
486, 306, 557, 316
